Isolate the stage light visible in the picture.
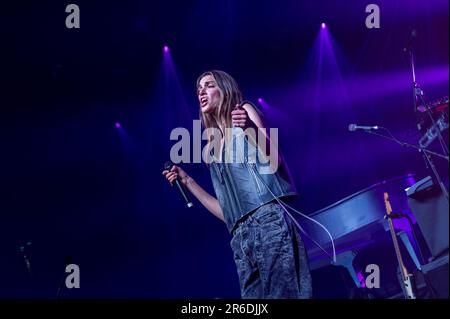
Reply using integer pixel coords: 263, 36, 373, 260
257, 98, 264, 104
321, 22, 326, 29
163, 45, 170, 53
115, 122, 121, 129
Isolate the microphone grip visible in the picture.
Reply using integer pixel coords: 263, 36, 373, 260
175, 179, 194, 208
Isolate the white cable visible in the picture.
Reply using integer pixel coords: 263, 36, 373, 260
232, 127, 337, 263
254, 167, 336, 264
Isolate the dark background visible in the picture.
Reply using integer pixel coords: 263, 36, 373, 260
0, 0, 448, 298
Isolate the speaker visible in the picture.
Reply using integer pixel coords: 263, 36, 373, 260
420, 254, 449, 298
406, 176, 449, 259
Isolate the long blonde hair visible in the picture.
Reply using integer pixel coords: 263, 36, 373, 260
196, 70, 243, 141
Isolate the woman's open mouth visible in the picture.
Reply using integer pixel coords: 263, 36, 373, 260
200, 97, 208, 107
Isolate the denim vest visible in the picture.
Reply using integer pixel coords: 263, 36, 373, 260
209, 127, 297, 233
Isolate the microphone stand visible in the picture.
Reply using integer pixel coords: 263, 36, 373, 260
405, 46, 449, 204
406, 48, 419, 128
407, 47, 449, 157
366, 128, 449, 204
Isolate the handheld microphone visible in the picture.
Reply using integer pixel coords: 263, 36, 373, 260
164, 161, 194, 208
348, 124, 379, 132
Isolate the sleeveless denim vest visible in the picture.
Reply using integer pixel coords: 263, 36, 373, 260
209, 127, 297, 233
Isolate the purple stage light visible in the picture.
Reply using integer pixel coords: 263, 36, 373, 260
356, 272, 366, 288
321, 22, 326, 29
163, 45, 170, 53
257, 98, 269, 109
115, 122, 121, 129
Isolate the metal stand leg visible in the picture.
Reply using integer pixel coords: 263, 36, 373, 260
334, 251, 361, 288
398, 231, 422, 271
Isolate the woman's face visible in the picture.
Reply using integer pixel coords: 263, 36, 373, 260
197, 75, 221, 114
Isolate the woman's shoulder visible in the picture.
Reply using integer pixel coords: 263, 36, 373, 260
241, 100, 262, 114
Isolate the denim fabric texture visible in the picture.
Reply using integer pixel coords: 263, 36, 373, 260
209, 127, 297, 233
230, 202, 313, 299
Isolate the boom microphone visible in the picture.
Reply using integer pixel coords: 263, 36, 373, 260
348, 124, 379, 132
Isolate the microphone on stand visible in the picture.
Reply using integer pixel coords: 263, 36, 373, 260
348, 124, 380, 132
164, 161, 194, 208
